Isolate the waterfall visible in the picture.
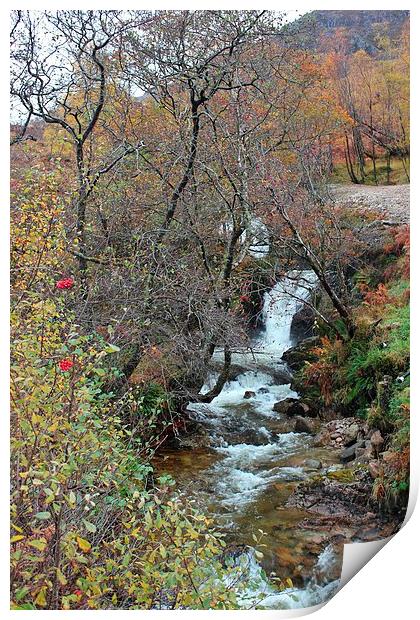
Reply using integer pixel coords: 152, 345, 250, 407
260, 269, 318, 355
164, 269, 341, 610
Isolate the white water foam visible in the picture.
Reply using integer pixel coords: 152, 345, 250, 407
259, 269, 318, 355
230, 550, 339, 610
183, 270, 341, 608
195, 370, 299, 418
211, 436, 308, 507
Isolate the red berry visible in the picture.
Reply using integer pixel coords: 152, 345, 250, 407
59, 359, 73, 372
56, 277, 74, 290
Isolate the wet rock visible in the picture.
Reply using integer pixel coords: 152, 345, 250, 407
281, 336, 319, 372
304, 458, 322, 469
270, 419, 297, 434
313, 429, 331, 447
300, 401, 318, 418
287, 469, 374, 519
294, 416, 316, 434
290, 304, 316, 341
243, 390, 256, 399
340, 441, 365, 463
271, 366, 294, 384
344, 423, 360, 446
273, 398, 308, 417
257, 386, 270, 394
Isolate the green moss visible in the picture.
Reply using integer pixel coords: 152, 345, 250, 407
326, 469, 355, 483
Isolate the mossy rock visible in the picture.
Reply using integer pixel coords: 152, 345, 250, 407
326, 469, 355, 483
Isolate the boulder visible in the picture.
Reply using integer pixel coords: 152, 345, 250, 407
294, 416, 316, 434
381, 450, 395, 464
257, 387, 270, 394
363, 440, 374, 460
243, 390, 256, 399
340, 440, 365, 464
368, 460, 382, 479
313, 429, 331, 447
304, 458, 322, 469
344, 423, 360, 446
270, 418, 297, 434
370, 430, 384, 455
281, 336, 319, 372
272, 398, 308, 417
290, 304, 316, 341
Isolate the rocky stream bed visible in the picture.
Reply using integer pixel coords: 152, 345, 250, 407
153, 271, 401, 609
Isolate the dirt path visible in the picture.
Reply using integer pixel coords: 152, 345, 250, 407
330, 184, 410, 224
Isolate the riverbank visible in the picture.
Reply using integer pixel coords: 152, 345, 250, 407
154, 206, 409, 607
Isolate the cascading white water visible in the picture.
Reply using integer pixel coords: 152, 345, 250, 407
178, 270, 340, 609
230, 549, 340, 610
260, 269, 318, 354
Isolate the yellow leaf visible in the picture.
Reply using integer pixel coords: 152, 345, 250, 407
28, 538, 47, 552
76, 536, 91, 553
56, 568, 67, 586
11, 535, 25, 543
35, 588, 47, 607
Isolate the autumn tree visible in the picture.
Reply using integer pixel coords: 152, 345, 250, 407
10, 10, 152, 301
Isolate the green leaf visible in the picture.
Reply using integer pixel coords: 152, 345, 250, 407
28, 538, 47, 551
82, 519, 97, 533
15, 587, 29, 601
105, 344, 121, 353
35, 511, 51, 520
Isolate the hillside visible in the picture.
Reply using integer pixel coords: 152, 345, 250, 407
289, 10, 409, 55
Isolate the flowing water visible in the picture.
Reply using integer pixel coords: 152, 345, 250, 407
154, 271, 342, 609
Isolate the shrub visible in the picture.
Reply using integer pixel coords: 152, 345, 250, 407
10, 173, 263, 610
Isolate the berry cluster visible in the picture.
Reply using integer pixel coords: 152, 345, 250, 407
56, 277, 74, 290
58, 359, 74, 372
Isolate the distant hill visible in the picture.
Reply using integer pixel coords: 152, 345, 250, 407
286, 10, 409, 55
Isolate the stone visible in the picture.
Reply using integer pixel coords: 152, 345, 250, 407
290, 304, 316, 341
243, 390, 256, 399
271, 419, 296, 434
281, 336, 320, 372
294, 416, 316, 434
355, 442, 368, 460
272, 398, 308, 417
340, 440, 365, 463
304, 458, 322, 469
368, 460, 382, 479
299, 401, 319, 418
361, 440, 374, 460
313, 429, 331, 447
381, 450, 395, 463
344, 423, 360, 446
257, 387, 270, 394
370, 430, 384, 455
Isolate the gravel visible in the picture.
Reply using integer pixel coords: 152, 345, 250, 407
329, 183, 410, 224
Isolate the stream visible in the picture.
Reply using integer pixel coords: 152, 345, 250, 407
154, 271, 343, 609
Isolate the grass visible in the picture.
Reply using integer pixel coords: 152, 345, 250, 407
331, 156, 410, 186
